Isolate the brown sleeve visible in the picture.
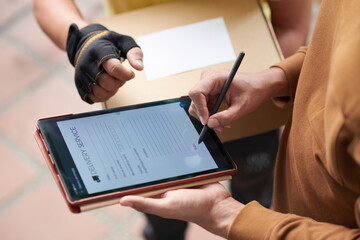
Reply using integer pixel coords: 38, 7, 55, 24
271, 47, 307, 108
228, 201, 360, 240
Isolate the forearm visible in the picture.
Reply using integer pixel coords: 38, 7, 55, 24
268, 0, 312, 57
33, 0, 88, 50
274, 27, 309, 58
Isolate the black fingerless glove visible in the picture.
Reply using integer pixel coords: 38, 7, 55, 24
66, 23, 139, 104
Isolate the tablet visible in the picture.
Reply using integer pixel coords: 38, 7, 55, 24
35, 96, 236, 213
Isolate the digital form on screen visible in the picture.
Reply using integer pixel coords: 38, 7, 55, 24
57, 102, 217, 194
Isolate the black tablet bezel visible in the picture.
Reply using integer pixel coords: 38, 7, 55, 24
38, 97, 235, 202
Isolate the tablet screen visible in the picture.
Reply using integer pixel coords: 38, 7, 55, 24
38, 97, 235, 201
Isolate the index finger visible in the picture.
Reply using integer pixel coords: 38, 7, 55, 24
189, 93, 209, 125
188, 78, 219, 125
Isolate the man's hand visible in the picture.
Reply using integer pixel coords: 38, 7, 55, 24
120, 183, 244, 238
66, 23, 143, 104
188, 67, 289, 132
88, 48, 143, 103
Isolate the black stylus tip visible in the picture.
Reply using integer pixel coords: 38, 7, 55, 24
198, 125, 208, 144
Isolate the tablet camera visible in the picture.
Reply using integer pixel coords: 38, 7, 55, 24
179, 102, 186, 108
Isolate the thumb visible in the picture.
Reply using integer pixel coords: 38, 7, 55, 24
120, 195, 169, 216
127, 47, 144, 71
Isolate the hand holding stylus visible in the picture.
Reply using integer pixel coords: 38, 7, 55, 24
193, 52, 245, 143
189, 52, 286, 139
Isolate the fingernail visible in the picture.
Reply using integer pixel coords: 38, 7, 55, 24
199, 116, 205, 125
121, 202, 133, 207
136, 60, 143, 67
208, 118, 220, 128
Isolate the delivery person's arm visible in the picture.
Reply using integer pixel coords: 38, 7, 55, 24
33, 0, 143, 103
268, 0, 312, 57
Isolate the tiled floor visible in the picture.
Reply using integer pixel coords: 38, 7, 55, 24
0, 1, 225, 239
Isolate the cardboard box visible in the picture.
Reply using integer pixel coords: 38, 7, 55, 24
98, 0, 291, 142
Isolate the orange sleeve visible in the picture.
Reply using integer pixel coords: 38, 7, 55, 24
271, 47, 307, 108
228, 201, 360, 240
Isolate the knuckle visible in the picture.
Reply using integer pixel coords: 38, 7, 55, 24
129, 47, 143, 57
106, 61, 118, 76
108, 89, 117, 96
188, 89, 196, 97
101, 79, 112, 90
225, 113, 236, 126
93, 90, 106, 102
188, 107, 196, 116
200, 68, 216, 79
163, 196, 177, 206
200, 69, 209, 79
108, 83, 117, 92
189, 89, 201, 99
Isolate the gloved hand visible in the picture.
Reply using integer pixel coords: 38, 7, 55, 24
66, 23, 143, 104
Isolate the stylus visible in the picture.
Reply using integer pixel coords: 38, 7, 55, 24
198, 51, 245, 144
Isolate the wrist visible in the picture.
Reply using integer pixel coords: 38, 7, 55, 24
66, 23, 109, 66
258, 67, 289, 100
75, 19, 87, 29
209, 197, 245, 238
